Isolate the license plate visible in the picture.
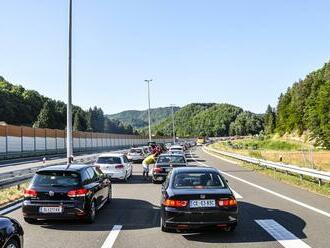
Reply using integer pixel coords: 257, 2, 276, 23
190, 200, 216, 208
39, 206, 63, 214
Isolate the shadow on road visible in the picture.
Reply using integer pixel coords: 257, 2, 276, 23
39, 198, 161, 231
182, 201, 307, 244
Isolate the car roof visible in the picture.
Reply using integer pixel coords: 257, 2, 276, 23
98, 153, 124, 157
37, 164, 91, 172
172, 166, 218, 174
170, 145, 183, 148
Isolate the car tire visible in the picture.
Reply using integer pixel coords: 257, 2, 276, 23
5, 238, 19, 248
86, 201, 96, 224
24, 217, 37, 224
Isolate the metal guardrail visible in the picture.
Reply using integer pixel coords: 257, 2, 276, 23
204, 146, 330, 184
0, 148, 129, 190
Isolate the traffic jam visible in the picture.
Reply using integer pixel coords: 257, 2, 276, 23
1, 140, 240, 248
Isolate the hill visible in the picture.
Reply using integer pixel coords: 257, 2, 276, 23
275, 61, 330, 148
151, 103, 264, 137
108, 106, 180, 129
0, 76, 135, 134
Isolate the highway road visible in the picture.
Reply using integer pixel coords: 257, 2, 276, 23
3, 147, 330, 248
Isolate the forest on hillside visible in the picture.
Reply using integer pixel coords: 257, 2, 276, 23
0, 76, 136, 134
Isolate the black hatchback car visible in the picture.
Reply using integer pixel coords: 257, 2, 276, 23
160, 167, 238, 232
0, 216, 23, 248
22, 164, 111, 224
152, 154, 187, 183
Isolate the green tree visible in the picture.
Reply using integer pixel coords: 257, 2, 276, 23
33, 100, 56, 128
264, 105, 276, 134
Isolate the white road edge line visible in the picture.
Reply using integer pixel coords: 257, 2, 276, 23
191, 149, 330, 218
101, 225, 122, 248
0, 202, 22, 215
231, 189, 243, 199
255, 219, 311, 248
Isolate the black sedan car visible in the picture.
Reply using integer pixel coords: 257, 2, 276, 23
22, 164, 112, 224
0, 216, 23, 248
160, 167, 238, 232
152, 154, 187, 183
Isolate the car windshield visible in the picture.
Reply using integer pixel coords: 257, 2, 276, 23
157, 155, 185, 164
32, 171, 80, 187
130, 149, 142, 153
172, 171, 225, 189
97, 157, 121, 164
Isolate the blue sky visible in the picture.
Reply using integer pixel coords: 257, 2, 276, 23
1, 0, 330, 114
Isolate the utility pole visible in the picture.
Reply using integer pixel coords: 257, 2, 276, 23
67, 0, 73, 164
145, 79, 152, 142
171, 104, 176, 144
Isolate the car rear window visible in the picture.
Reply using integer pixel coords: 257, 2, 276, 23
130, 149, 142, 153
157, 156, 186, 165
32, 171, 80, 187
170, 147, 183, 151
97, 157, 121, 164
172, 172, 225, 189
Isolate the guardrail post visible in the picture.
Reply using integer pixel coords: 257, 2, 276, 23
318, 178, 322, 187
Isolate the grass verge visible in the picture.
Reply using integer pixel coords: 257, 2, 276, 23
0, 182, 29, 207
207, 149, 330, 197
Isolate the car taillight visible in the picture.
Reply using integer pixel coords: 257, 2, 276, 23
163, 199, 188, 208
153, 167, 164, 173
115, 164, 124, 169
67, 188, 89, 197
23, 188, 37, 197
218, 197, 237, 207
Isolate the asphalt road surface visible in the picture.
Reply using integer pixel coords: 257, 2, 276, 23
4, 147, 330, 248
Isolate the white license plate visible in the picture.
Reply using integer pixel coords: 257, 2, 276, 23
39, 206, 63, 214
190, 200, 216, 208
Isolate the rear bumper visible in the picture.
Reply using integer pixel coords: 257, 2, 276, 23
22, 200, 88, 220
152, 173, 168, 181
103, 170, 126, 180
162, 207, 238, 229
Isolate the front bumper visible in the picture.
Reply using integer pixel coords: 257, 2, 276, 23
162, 206, 238, 229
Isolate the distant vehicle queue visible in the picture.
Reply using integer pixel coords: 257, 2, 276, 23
18, 139, 238, 239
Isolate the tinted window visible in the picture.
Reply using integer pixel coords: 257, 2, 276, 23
32, 171, 80, 187
157, 155, 185, 165
130, 149, 142, 153
172, 171, 225, 189
81, 170, 92, 185
97, 156, 121, 164
86, 167, 99, 182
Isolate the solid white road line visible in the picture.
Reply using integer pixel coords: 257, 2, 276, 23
101, 225, 122, 248
231, 189, 243, 199
0, 202, 22, 215
192, 149, 330, 218
255, 219, 311, 248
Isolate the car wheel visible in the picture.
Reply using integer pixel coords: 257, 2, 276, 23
86, 201, 96, 224
5, 239, 19, 248
24, 217, 37, 224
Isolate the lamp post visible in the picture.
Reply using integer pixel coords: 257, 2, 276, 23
145, 79, 152, 142
67, 0, 73, 164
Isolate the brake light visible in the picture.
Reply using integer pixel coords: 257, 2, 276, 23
23, 188, 37, 197
115, 164, 124, 169
153, 167, 164, 173
218, 197, 237, 207
67, 188, 89, 197
163, 199, 188, 208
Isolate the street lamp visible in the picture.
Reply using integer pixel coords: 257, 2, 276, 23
67, 0, 73, 164
145, 79, 152, 142
170, 104, 176, 144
